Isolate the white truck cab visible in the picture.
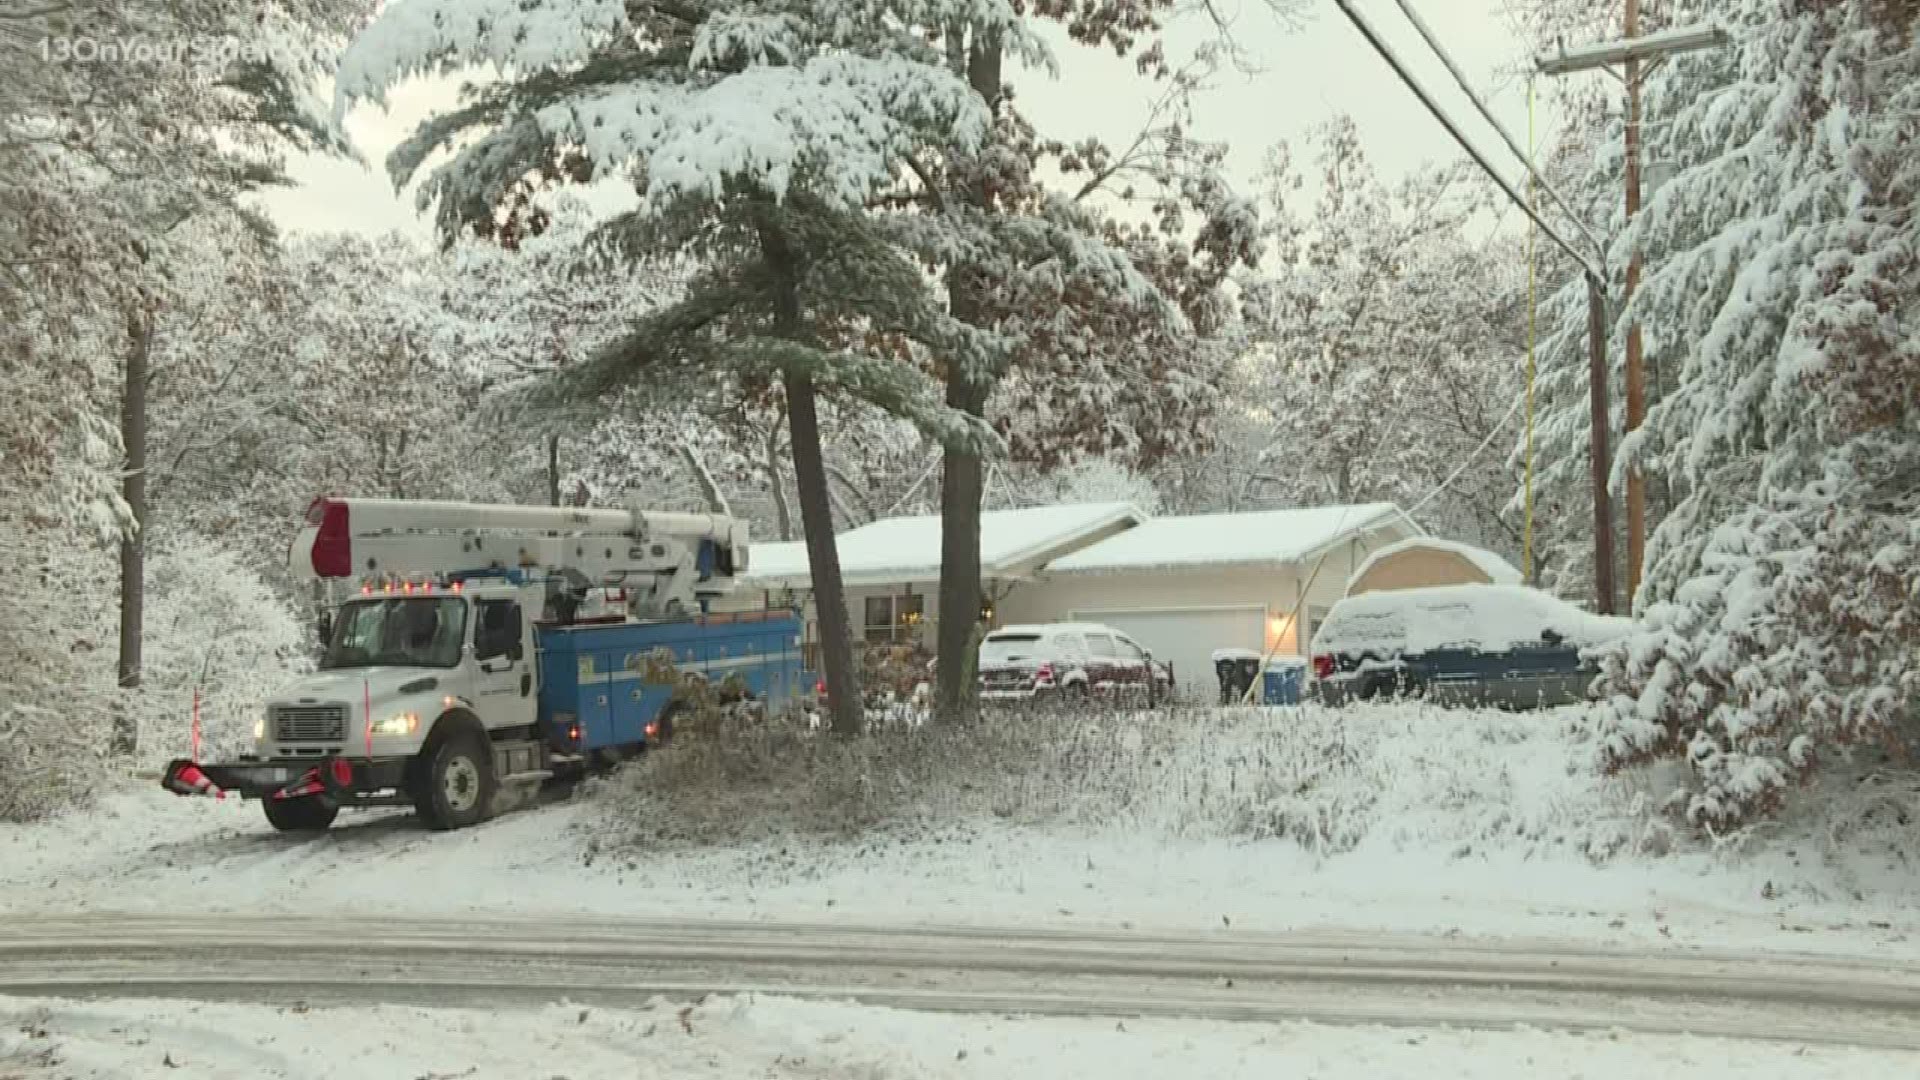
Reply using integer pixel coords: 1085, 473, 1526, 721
260, 579, 540, 763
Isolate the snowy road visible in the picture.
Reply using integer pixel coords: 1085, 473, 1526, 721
5, 914, 1919, 1051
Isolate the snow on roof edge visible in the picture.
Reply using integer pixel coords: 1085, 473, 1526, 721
735, 501, 1146, 588
1044, 502, 1414, 576
989, 501, 1148, 571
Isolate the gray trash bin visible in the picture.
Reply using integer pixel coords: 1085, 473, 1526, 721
1212, 647, 1263, 704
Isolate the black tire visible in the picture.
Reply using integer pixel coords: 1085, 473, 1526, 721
413, 730, 498, 831
263, 796, 338, 833
650, 702, 683, 747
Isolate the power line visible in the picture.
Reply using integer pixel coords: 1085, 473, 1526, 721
1388, 0, 1606, 260
1330, 0, 1603, 285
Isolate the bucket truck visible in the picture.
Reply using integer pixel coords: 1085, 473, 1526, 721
161, 497, 810, 832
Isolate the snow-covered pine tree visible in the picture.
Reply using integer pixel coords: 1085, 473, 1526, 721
337, 0, 1009, 736
1577, 0, 1920, 828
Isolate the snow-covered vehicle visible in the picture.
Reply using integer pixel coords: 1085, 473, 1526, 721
1309, 584, 1631, 709
977, 622, 1172, 704
162, 497, 809, 832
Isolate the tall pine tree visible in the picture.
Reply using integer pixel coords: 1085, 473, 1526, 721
338, 0, 1008, 735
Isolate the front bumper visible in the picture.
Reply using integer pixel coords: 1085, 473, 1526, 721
161, 756, 411, 803
980, 681, 1063, 702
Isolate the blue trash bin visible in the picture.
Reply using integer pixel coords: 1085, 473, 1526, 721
1261, 658, 1308, 705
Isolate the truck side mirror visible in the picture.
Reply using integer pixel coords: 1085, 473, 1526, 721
315, 612, 333, 649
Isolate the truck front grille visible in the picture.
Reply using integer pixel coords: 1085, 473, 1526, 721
272, 704, 347, 742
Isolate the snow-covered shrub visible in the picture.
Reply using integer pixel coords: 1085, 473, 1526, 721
132, 534, 311, 764
595, 700, 1193, 845
593, 700, 1658, 861
1575, 0, 1920, 830
1115, 703, 1661, 860
0, 523, 117, 822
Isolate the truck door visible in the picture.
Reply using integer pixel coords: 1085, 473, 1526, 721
472, 598, 538, 730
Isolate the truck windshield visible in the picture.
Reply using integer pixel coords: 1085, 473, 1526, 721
320, 597, 468, 670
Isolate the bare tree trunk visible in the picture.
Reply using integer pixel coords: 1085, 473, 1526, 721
546, 432, 562, 506
786, 371, 863, 736
933, 26, 1005, 726
934, 367, 990, 725
115, 304, 151, 756
758, 208, 862, 735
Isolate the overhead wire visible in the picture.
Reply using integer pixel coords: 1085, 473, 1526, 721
1329, 0, 1604, 283
1388, 0, 1607, 262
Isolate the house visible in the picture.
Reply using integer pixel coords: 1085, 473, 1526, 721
1344, 537, 1523, 596
719, 500, 1424, 698
718, 502, 1145, 653
1003, 503, 1422, 696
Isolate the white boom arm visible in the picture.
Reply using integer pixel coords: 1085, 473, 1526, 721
289, 497, 749, 619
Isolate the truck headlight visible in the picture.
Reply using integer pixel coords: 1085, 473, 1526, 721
370, 712, 418, 736
254, 715, 266, 740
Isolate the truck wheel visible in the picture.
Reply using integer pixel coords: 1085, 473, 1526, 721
651, 702, 684, 746
414, 731, 497, 831
263, 797, 338, 833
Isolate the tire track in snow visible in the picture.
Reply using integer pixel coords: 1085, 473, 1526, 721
3, 914, 1918, 1050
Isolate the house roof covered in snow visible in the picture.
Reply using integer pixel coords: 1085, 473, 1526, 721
1041, 502, 1420, 576
740, 502, 1146, 590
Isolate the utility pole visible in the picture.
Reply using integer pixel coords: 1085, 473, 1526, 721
1622, 0, 1646, 604
1539, 18, 1729, 609
1333, 0, 1620, 613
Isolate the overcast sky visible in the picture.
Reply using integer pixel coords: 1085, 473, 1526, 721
253, 1, 1565, 240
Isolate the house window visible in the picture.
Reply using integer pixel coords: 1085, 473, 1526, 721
864, 594, 924, 645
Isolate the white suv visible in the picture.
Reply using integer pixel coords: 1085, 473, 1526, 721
977, 623, 1171, 704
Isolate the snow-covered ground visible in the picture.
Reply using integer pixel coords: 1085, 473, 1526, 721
3, 704, 1916, 960
5, 993, 1917, 1079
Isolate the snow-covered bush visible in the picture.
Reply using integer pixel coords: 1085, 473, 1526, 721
0, 524, 117, 823
132, 535, 311, 764
0, 527, 308, 821
1576, 0, 1920, 830
594, 701, 1659, 862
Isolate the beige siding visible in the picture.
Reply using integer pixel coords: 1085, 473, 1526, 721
1005, 567, 1305, 654
1348, 548, 1498, 594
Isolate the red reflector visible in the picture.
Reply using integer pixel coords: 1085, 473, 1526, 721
1036, 663, 1054, 681
1312, 655, 1335, 680
328, 758, 353, 787
644, 722, 658, 738
815, 679, 826, 695
308, 498, 352, 578
568, 724, 580, 742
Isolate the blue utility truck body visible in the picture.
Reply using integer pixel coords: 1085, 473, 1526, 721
537, 609, 807, 751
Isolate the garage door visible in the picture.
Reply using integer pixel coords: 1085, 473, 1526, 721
1071, 606, 1265, 701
